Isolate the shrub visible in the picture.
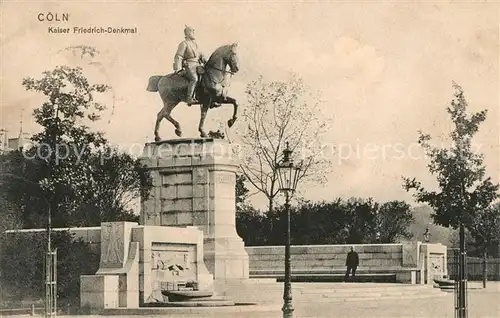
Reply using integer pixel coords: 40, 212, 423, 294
0, 230, 99, 307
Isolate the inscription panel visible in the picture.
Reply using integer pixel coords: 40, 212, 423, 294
212, 172, 235, 184
163, 172, 192, 185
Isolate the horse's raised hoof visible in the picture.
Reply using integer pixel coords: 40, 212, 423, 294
175, 129, 182, 137
227, 117, 237, 128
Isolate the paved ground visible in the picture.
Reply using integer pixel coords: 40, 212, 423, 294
4, 283, 499, 318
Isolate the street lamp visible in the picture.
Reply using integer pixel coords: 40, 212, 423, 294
277, 142, 301, 318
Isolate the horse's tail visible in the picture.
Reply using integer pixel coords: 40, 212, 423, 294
146, 75, 162, 92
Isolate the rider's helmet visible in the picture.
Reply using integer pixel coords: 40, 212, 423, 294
184, 25, 195, 38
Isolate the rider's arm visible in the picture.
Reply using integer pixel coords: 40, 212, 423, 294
173, 42, 186, 71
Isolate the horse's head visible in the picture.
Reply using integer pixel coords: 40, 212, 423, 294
207, 43, 240, 74
225, 42, 239, 73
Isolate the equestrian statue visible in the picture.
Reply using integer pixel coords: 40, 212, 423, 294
146, 25, 239, 141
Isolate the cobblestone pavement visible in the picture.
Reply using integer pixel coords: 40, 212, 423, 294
5, 283, 499, 318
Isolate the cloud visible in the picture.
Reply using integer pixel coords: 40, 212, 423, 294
331, 37, 386, 84
279, 36, 385, 84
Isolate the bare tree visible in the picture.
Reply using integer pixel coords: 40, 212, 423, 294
236, 74, 332, 215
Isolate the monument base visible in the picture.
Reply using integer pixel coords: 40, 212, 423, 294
139, 138, 250, 289
79, 222, 214, 310
204, 236, 249, 293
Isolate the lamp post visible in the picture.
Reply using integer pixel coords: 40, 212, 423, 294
423, 225, 430, 243
43, 104, 60, 317
456, 184, 468, 318
277, 142, 301, 318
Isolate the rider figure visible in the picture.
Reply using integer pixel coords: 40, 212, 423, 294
173, 25, 205, 106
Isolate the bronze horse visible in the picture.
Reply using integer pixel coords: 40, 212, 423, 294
147, 43, 239, 140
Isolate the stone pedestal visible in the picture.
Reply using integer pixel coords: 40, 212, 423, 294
139, 138, 249, 288
81, 222, 140, 311
81, 275, 119, 311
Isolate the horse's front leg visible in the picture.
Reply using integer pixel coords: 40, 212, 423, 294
198, 104, 209, 138
223, 96, 238, 127
154, 109, 164, 141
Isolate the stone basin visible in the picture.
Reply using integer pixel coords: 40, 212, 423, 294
434, 278, 455, 289
161, 290, 214, 302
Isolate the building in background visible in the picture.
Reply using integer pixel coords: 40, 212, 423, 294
0, 128, 31, 153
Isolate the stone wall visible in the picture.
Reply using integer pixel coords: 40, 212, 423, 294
5, 228, 447, 286
248, 244, 402, 271
4, 227, 102, 253
246, 242, 447, 284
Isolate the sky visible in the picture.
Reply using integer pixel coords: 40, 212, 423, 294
1, 1, 499, 209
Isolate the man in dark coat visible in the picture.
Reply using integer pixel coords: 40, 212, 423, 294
345, 246, 359, 282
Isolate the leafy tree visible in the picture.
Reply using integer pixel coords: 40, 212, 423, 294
0, 162, 22, 232
235, 204, 269, 246
235, 197, 414, 246
70, 147, 150, 226
237, 75, 332, 218
340, 198, 379, 244
403, 83, 498, 229
468, 202, 500, 287
289, 200, 346, 245
235, 174, 271, 246
235, 173, 250, 210
19, 65, 109, 227
373, 201, 414, 243
0, 150, 51, 228
0, 66, 151, 228
468, 202, 500, 255
403, 83, 499, 292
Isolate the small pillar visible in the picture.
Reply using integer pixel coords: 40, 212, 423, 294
80, 222, 140, 311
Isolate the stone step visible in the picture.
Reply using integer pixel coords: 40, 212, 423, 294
249, 266, 414, 274
227, 282, 439, 288
152, 300, 236, 307
222, 283, 446, 304
242, 278, 277, 284
225, 282, 435, 292
296, 289, 444, 299
249, 288, 446, 300
298, 288, 438, 296
298, 285, 433, 292
275, 274, 397, 283
296, 282, 426, 288
293, 292, 449, 303
221, 289, 440, 298
302, 284, 434, 293
299, 286, 440, 294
